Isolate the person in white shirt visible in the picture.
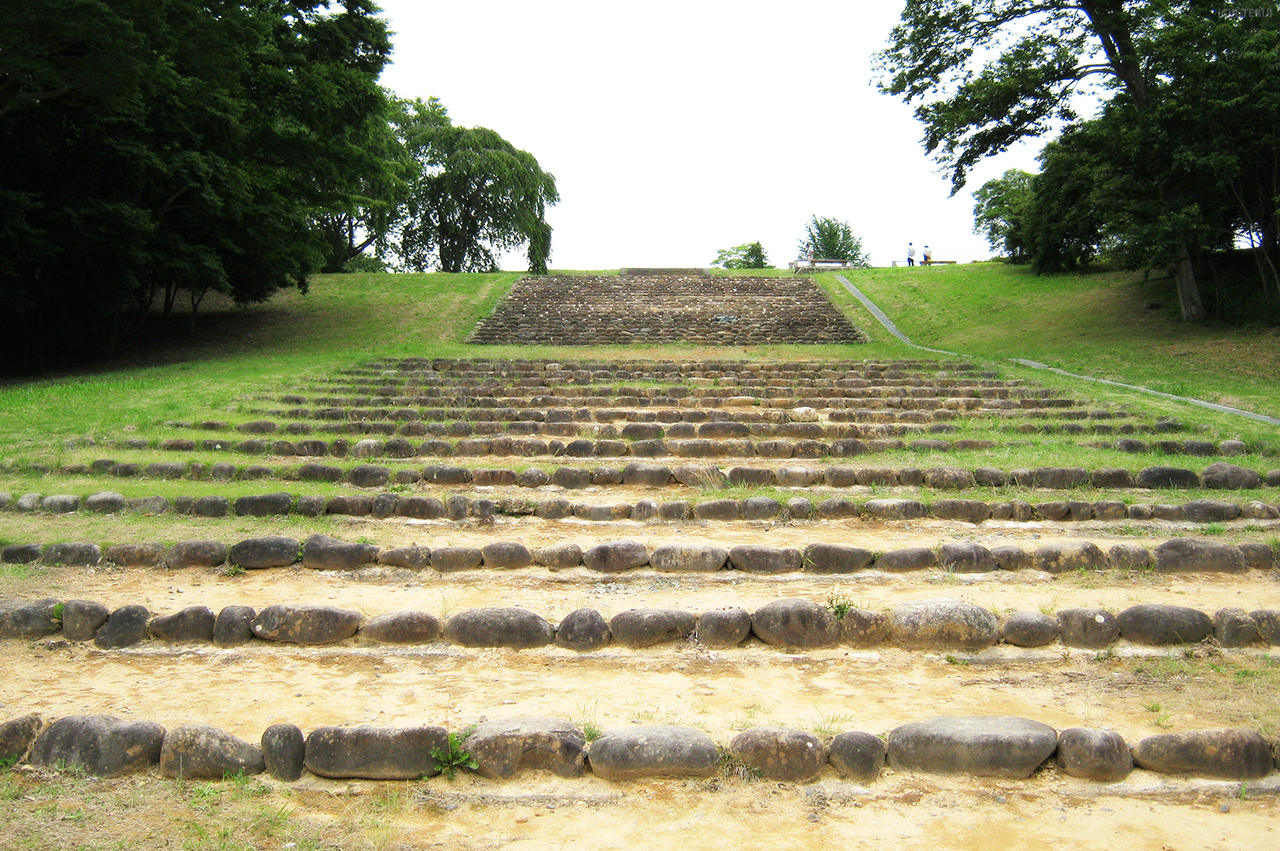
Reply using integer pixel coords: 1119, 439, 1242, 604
906, 243, 916, 266
923, 245, 932, 265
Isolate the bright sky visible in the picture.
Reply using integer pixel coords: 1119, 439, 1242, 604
374, 0, 1044, 271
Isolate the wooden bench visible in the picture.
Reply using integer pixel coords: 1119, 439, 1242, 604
789, 258, 855, 274
922, 259, 956, 265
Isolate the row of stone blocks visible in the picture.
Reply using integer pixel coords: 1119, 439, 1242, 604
3, 532, 1275, 578
2, 712, 1275, 785
347, 355, 966, 376
9, 487, 1280, 533
4, 595, 1278, 652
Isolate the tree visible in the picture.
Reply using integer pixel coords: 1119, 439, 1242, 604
972, 169, 1035, 262
386, 98, 559, 274
798, 216, 871, 267
0, 0, 394, 372
711, 242, 770, 269
875, 1, 1213, 320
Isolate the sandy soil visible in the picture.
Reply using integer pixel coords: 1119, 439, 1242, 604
3, 511, 1279, 849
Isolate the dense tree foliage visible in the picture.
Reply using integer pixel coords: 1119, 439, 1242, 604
972, 169, 1035, 263
798, 216, 871, 267
0, 0, 393, 372
879, 1, 1280, 323
384, 98, 559, 275
711, 242, 770, 269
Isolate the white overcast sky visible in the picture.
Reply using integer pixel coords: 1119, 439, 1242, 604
374, 0, 1045, 270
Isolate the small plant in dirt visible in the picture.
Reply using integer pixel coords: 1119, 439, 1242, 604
717, 748, 761, 782
826, 593, 854, 620
430, 730, 478, 780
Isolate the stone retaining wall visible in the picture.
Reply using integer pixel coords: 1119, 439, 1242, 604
6, 485, 1279, 530
3, 533, 1275, 575
3, 595, 1278, 651
2, 712, 1275, 785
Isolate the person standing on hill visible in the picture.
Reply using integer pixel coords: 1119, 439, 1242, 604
922, 244, 932, 265
906, 242, 916, 266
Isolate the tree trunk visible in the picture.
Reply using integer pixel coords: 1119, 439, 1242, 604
1175, 245, 1205, 322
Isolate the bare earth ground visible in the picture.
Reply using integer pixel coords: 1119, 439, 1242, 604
3, 509, 1280, 849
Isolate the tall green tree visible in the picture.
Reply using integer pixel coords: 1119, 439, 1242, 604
972, 169, 1035, 263
875, 1, 1220, 321
0, 0, 393, 372
387, 98, 559, 274
798, 216, 871, 267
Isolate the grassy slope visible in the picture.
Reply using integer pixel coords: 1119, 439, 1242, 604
0, 263, 1277, 461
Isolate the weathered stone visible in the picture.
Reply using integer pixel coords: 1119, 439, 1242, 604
377, 545, 432, 570
786, 497, 813, 519
875, 547, 936, 572
609, 609, 696, 648
931, 499, 991, 524
360, 611, 440, 644
828, 730, 885, 782
42, 542, 102, 567
444, 607, 555, 649
973, 467, 1007, 487
305, 725, 447, 780
695, 608, 751, 647
1108, 543, 1150, 572
727, 466, 774, 488
751, 598, 841, 648
105, 543, 165, 567
840, 609, 890, 647
1, 544, 42, 564
815, 497, 860, 519
1201, 462, 1262, 490
1058, 608, 1119, 649
233, 492, 293, 517
326, 494, 373, 516
887, 716, 1057, 778
574, 502, 632, 521
533, 542, 583, 570
730, 727, 825, 782
1136, 466, 1200, 489
1001, 611, 1060, 647
482, 541, 533, 570
262, 723, 305, 782
775, 466, 824, 487
1132, 729, 1272, 780
555, 608, 610, 651
728, 545, 801, 574
212, 605, 256, 647
160, 724, 264, 779
649, 544, 727, 573
938, 542, 996, 573
923, 466, 975, 490
465, 717, 586, 779
1183, 499, 1242, 523
693, 499, 740, 520
534, 497, 574, 519
862, 499, 926, 521
252, 604, 362, 644
888, 598, 999, 652
989, 545, 1030, 572
1213, 608, 1261, 647
1251, 610, 1280, 645
62, 599, 110, 642
347, 465, 391, 488
430, 546, 484, 573
1116, 604, 1213, 645
1032, 540, 1107, 574
1092, 468, 1135, 488
1239, 543, 1275, 570
84, 491, 127, 513
1153, 539, 1248, 574
149, 606, 215, 642
622, 462, 672, 487
587, 726, 719, 780
1056, 728, 1132, 782
802, 543, 874, 574
301, 535, 379, 571
229, 536, 300, 570
94, 604, 150, 648
0, 713, 42, 765
582, 540, 648, 573
31, 715, 165, 777
0, 598, 62, 639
